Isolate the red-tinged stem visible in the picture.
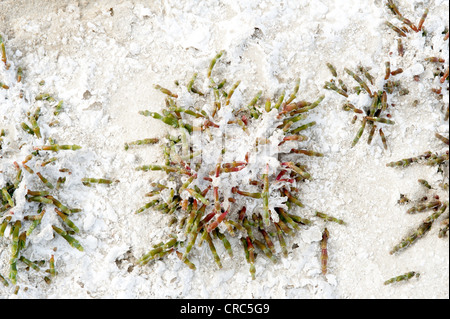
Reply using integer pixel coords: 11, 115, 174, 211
276, 170, 287, 181
284, 135, 307, 142
277, 178, 295, 183
281, 161, 311, 180
238, 206, 247, 221
232, 187, 261, 198
192, 199, 198, 212
201, 185, 212, 197
198, 212, 216, 232
278, 101, 310, 117
215, 162, 221, 177
222, 161, 246, 168
246, 237, 255, 255
417, 8, 428, 31
204, 120, 220, 128
441, 67, 449, 84
207, 210, 229, 232
180, 161, 193, 174
223, 165, 247, 173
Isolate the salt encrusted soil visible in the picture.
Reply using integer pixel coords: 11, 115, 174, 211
0, 0, 448, 298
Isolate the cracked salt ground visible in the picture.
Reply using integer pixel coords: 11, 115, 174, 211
0, 0, 448, 299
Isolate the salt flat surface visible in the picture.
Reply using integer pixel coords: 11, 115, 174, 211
0, 0, 448, 299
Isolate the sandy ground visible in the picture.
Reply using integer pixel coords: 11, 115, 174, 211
0, 0, 448, 299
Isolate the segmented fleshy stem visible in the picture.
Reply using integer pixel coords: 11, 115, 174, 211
384, 271, 419, 285
316, 212, 346, 225
324, 81, 348, 97
214, 229, 233, 257
406, 200, 441, 214
205, 232, 222, 269
390, 204, 447, 254
326, 63, 337, 77
435, 133, 449, 145
397, 38, 404, 57
207, 50, 224, 79
386, 151, 432, 167
379, 128, 388, 150
321, 228, 329, 275
275, 223, 288, 258
345, 68, 372, 96
262, 164, 270, 226
385, 21, 407, 37
34, 144, 82, 152
52, 225, 83, 251
352, 117, 367, 147
365, 116, 395, 125
9, 221, 21, 284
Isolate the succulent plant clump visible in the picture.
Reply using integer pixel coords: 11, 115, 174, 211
128, 51, 328, 279
1, 34, 86, 290
387, 133, 449, 254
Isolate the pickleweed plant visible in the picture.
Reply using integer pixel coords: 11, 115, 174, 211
127, 51, 335, 279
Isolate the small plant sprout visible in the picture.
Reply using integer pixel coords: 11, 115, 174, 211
320, 228, 329, 275
324, 60, 407, 150
129, 51, 326, 279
